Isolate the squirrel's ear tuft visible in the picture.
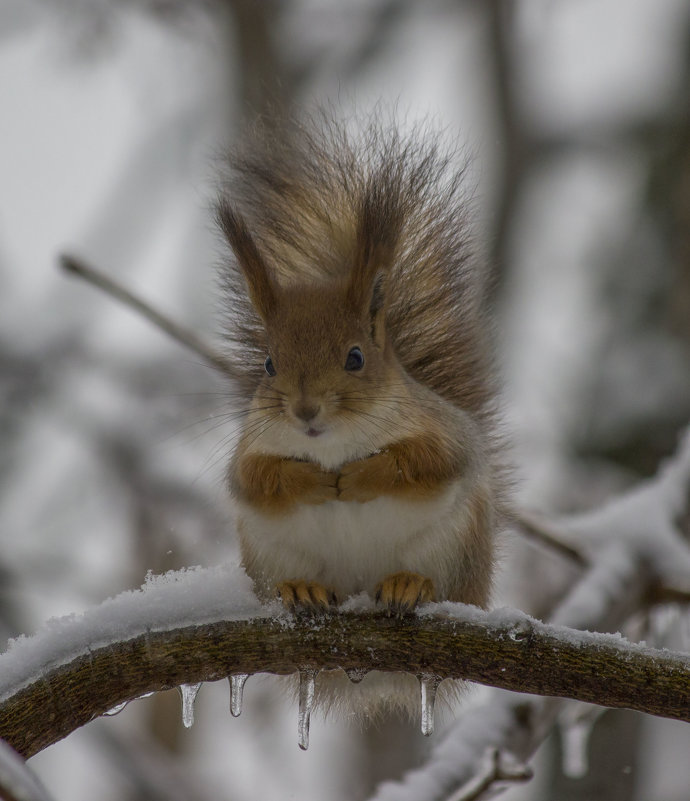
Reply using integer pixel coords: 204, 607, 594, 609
217, 199, 277, 321
347, 181, 401, 336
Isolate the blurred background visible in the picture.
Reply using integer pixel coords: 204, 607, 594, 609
1, 1, 690, 799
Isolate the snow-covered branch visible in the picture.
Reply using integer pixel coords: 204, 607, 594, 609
1, 565, 690, 760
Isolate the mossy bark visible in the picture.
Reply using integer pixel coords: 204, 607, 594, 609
1, 610, 689, 759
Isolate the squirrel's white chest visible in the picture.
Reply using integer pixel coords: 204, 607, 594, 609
237, 487, 462, 600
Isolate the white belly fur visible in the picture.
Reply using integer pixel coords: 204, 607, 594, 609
237, 477, 474, 601
236, 473, 482, 719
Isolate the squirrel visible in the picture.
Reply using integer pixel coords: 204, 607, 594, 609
217, 113, 504, 716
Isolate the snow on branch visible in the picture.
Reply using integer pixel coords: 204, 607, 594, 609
1, 563, 690, 760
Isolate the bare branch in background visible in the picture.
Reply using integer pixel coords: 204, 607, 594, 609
446, 748, 532, 801
96, 726, 219, 801
59, 254, 235, 378
513, 510, 588, 567
484, 0, 530, 298
0, 738, 56, 801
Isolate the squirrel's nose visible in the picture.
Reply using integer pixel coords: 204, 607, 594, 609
293, 400, 320, 423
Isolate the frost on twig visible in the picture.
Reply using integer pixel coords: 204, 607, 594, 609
369, 426, 690, 801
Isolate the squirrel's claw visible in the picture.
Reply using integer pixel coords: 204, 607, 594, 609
309, 470, 339, 504
375, 571, 435, 616
277, 580, 338, 614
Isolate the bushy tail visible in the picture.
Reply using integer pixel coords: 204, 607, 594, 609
218, 111, 496, 420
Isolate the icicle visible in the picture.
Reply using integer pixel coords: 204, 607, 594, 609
103, 701, 128, 717
345, 668, 368, 684
419, 674, 441, 737
178, 683, 202, 729
297, 669, 317, 751
229, 673, 249, 718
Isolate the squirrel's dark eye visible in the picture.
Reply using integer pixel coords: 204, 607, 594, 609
264, 355, 276, 377
345, 347, 364, 371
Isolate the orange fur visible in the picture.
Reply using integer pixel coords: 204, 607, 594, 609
337, 433, 466, 503
233, 452, 338, 514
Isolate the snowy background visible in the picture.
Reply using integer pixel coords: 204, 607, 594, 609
1, 1, 690, 799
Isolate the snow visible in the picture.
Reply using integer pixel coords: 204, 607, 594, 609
555, 426, 690, 603
370, 694, 531, 801
423, 599, 682, 661
0, 563, 269, 703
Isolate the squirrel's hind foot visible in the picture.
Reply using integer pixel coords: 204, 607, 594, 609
276, 580, 338, 614
375, 571, 435, 616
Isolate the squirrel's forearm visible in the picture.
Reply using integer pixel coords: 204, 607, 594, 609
337, 435, 467, 502
389, 435, 468, 489
232, 453, 338, 513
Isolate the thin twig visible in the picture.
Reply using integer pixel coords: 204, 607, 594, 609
0, 739, 56, 801
446, 748, 532, 801
514, 509, 588, 567
59, 254, 236, 378
650, 584, 690, 605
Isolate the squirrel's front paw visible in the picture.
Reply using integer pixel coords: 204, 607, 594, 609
277, 580, 338, 614
375, 571, 435, 616
307, 466, 340, 504
337, 451, 396, 502
284, 460, 338, 506
237, 455, 337, 511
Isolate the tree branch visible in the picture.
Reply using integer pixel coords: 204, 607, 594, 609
1, 598, 689, 760
0, 739, 56, 801
447, 748, 532, 801
59, 254, 236, 378
513, 509, 588, 566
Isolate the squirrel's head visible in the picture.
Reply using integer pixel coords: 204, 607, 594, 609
218, 196, 401, 449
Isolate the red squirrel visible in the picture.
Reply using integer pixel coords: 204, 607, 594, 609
217, 114, 504, 714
